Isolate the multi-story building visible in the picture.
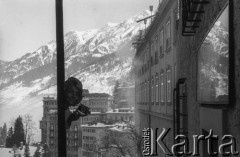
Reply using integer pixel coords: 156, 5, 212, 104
39, 92, 121, 157
134, 0, 240, 156
40, 96, 82, 157
113, 82, 135, 109
81, 112, 104, 125
40, 96, 58, 157
175, 0, 240, 156
106, 108, 134, 123
81, 123, 114, 157
39, 92, 112, 157
84, 93, 111, 113
134, 0, 177, 155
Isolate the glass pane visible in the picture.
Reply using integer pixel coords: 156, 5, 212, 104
0, 0, 56, 156
198, 5, 229, 102
63, 1, 159, 157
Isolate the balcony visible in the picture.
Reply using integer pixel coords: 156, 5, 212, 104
182, 0, 209, 36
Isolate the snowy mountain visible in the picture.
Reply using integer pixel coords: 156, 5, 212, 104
0, 10, 151, 140
199, 20, 229, 100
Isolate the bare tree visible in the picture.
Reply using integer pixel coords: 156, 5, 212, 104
102, 123, 143, 157
23, 114, 36, 144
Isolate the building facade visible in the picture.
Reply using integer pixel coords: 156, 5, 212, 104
134, 0, 240, 156
40, 93, 133, 157
134, 0, 177, 155
113, 82, 135, 109
39, 92, 112, 157
40, 97, 58, 157
176, 0, 240, 156
81, 123, 113, 157
40, 96, 82, 157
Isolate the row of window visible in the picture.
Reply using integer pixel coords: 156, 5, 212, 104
83, 136, 96, 141
108, 115, 131, 121
151, 19, 171, 56
83, 128, 96, 133
137, 67, 172, 104
44, 101, 56, 106
82, 151, 93, 156
67, 140, 78, 146
67, 147, 78, 152
82, 143, 95, 149
67, 133, 78, 139
89, 108, 107, 112
83, 116, 99, 121
137, 18, 173, 77
89, 101, 107, 106
49, 116, 57, 121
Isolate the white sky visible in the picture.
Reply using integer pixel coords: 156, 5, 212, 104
0, 0, 158, 61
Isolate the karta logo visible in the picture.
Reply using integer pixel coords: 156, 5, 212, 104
142, 128, 239, 156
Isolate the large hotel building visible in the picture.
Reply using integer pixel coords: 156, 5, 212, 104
39, 90, 134, 157
134, 0, 240, 156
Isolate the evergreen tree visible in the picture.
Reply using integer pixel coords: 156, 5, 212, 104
6, 127, 13, 148
24, 144, 30, 157
1, 123, 7, 146
13, 116, 25, 147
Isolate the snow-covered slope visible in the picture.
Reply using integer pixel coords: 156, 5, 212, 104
199, 20, 229, 100
0, 10, 151, 141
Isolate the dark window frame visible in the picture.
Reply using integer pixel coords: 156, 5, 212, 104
196, 3, 229, 106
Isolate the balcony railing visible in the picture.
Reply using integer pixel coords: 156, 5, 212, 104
182, 0, 209, 36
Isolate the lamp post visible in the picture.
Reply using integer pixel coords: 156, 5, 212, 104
149, 6, 153, 22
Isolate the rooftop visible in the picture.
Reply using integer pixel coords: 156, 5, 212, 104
81, 123, 114, 128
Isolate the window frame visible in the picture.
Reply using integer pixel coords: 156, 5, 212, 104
155, 36, 158, 64
196, 4, 229, 105
160, 71, 165, 105
151, 77, 154, 104
166, 66, 172, 104
165, 18, 171, 51
155, 74, 159, 104
159, 28, 164, 58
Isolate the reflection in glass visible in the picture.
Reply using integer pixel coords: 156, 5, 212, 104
0, 0, 56, 156
198, 6, 229, 102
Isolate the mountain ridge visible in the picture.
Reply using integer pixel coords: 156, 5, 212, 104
0, 10, 151, 140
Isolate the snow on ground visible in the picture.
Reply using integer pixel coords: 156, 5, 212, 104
0, 75, 54, 142
0, 146, 37, 157
0, 76, 52, 107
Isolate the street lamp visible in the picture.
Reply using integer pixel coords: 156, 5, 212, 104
149, 6, 153, 22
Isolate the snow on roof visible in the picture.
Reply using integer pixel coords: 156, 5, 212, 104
109, 123, 129, 132
106, 108, 134, 113
81, 123, 114, 128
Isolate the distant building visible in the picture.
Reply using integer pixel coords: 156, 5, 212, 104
39, 97, 57, 146
106, 122, 137, 157
39, 92, 124, 157
84, 93, 111, 113
81, 123, 113, 157
66, 121, 81, 157
81, 112, 104, 125
106, 108, 134, 123
113, 81, 135, 109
